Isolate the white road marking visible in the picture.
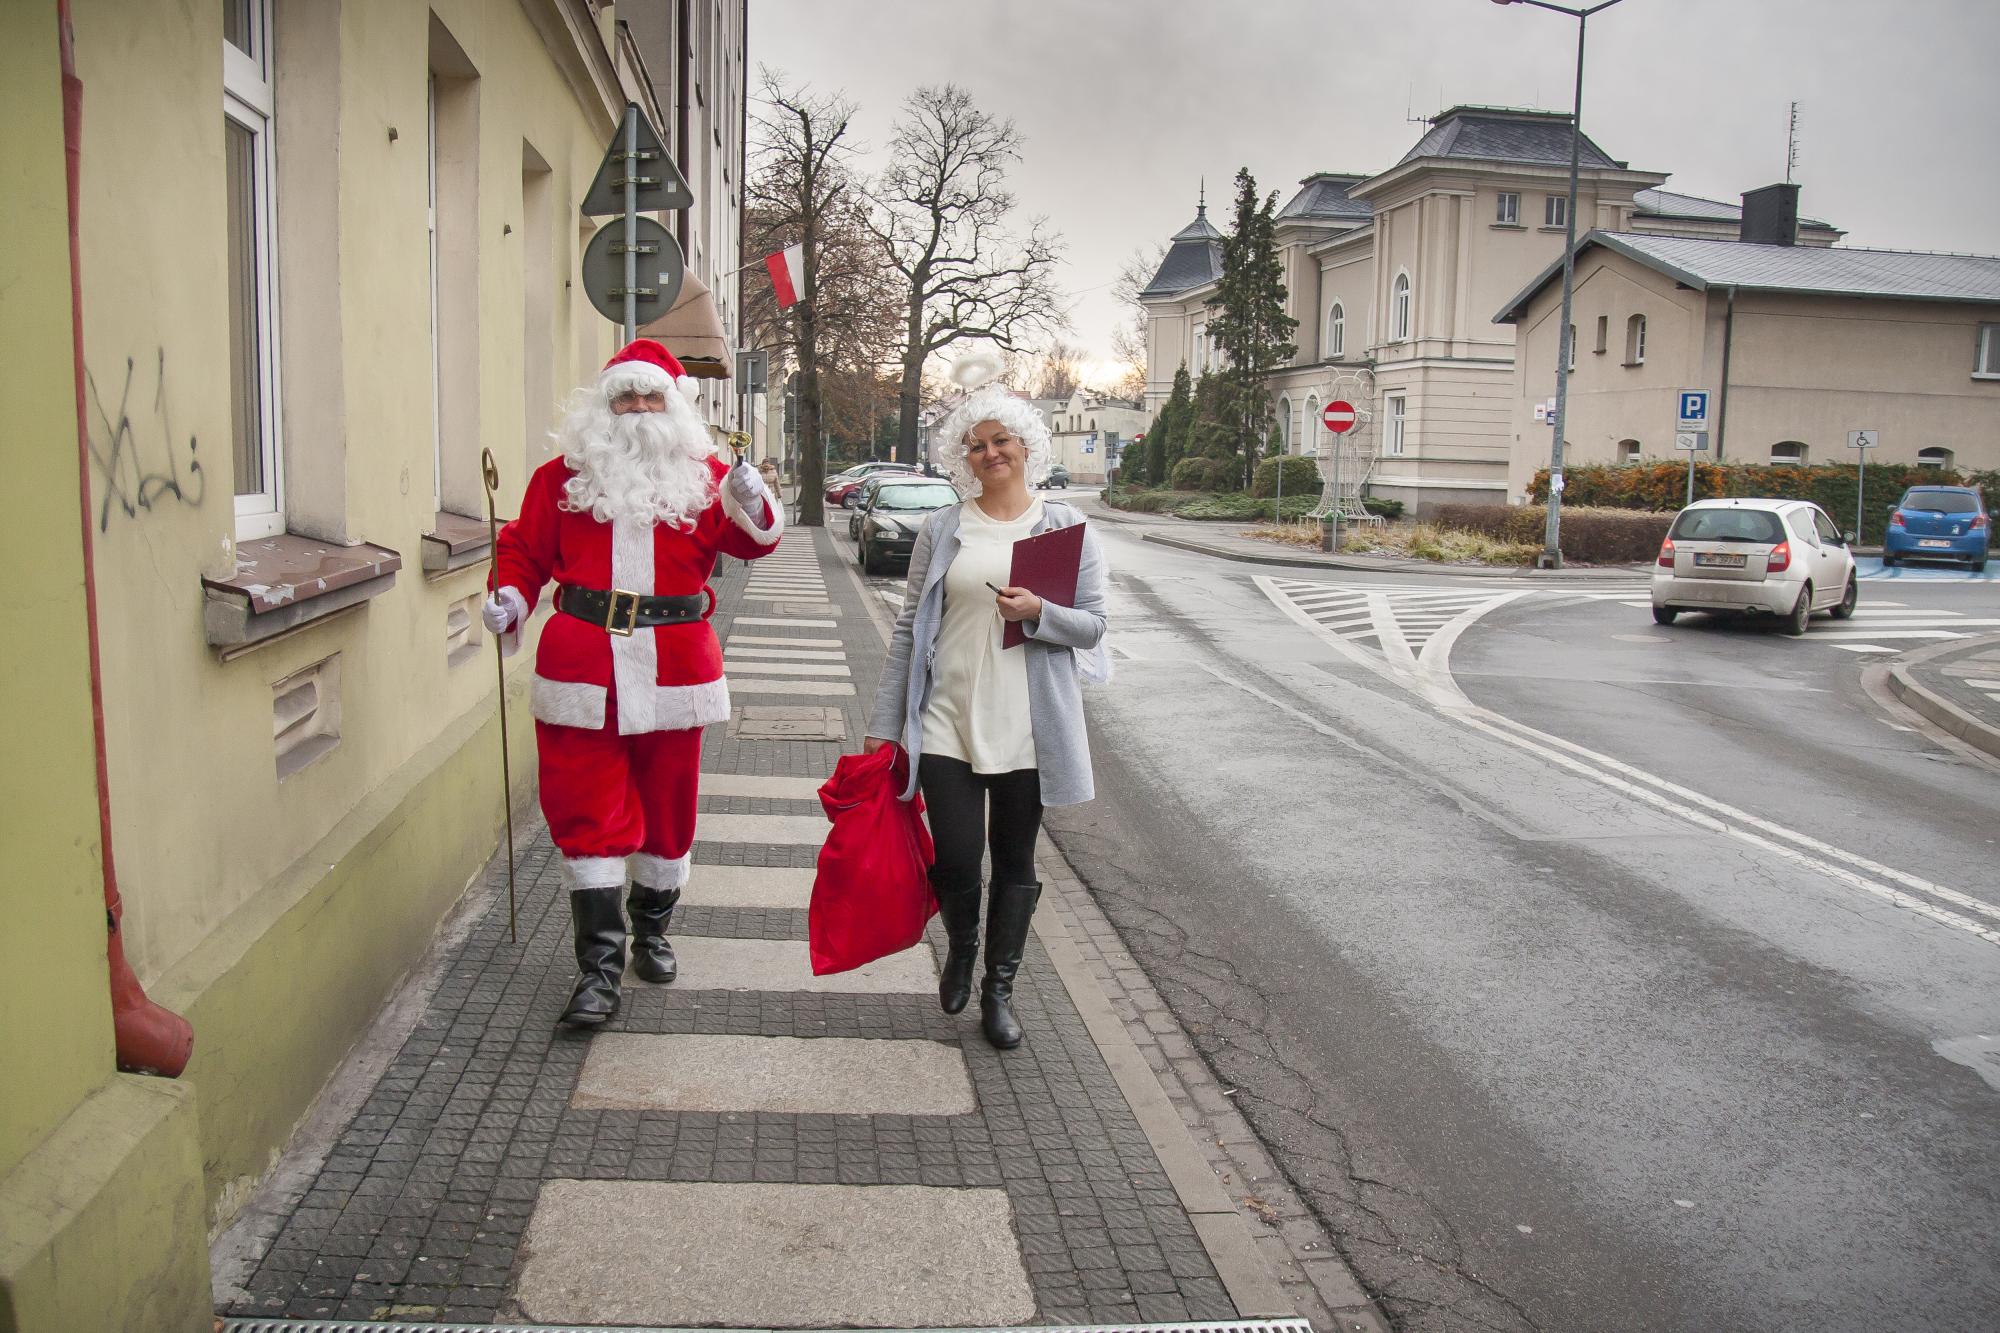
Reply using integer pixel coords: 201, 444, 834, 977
1250, 574, 2000, 951
732, 617, 837, 629
1833, 645, 1896, 654
725, 647, 848, 662
727, 635, 843, 649
1812, 631, 1962, 641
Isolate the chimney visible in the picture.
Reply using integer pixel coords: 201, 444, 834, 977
1740, 183, 1800, 246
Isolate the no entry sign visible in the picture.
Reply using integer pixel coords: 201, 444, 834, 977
1321, 400, 1357, 434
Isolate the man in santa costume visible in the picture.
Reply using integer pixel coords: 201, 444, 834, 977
483, 339, 783, 1025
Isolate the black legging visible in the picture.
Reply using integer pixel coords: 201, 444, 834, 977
918, 754, 1043, 887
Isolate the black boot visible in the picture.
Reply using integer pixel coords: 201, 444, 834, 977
559, 886, 626, 1026
979, 881, 1042, 1049
626, 883, 682, 984
930, 868, 983, 1015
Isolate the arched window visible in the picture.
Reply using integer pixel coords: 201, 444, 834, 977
1327, 303, 1345, 358
1088, 417, 1097, 432
1918, 446, 1954, 469
1194, 330, 1206, 373
1626, 314, 1647, 365
1277, 396, 1292, 454
1617, 438, 1641, 465
1771, 441, 1808, 467
1305, 396, 1320, 453
1391, 273, 1411, 341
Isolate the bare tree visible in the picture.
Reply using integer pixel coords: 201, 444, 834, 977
1110, 243, 1166, 391
745, 71, 877, 526
1028, 338, 1087, 402
872, 85, 1065, 464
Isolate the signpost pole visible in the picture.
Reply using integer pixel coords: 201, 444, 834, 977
1856, 442, 1867, 543
621, 104, 638, 343
1686, 442, 1695, 506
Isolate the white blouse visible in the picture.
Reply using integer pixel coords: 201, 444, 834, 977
920, 497, 1044, 773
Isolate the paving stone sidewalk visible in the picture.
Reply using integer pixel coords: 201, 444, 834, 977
212, 524, 1374, 1330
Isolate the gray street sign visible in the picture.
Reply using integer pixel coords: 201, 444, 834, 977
580, 217, 684, 327
736, 349, 769, 392
1675, 430, 1710, 452
580, 104, 692, 215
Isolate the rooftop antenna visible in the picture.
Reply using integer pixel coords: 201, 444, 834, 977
1406, 83, 1425, 126
1197, 176, 1206, 216
1785, 100, 1800, 183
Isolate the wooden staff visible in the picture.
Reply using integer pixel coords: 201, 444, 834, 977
481, 448, 518, 944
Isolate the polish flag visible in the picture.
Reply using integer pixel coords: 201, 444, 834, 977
765, 243, 805, 309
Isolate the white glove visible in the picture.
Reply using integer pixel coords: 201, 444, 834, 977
482, 586, 528, 634
727, 461, 767, 508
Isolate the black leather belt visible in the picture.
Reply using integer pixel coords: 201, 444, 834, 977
556, 584, 714, 636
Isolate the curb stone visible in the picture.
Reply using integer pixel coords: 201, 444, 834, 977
1138, 528, 1647, 582
1885, 634, 2000, 764
845, 529, 1391, 1333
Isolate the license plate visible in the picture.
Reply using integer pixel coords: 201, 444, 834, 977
1918, 539, 1952, 548
1694, 552, 1746, 567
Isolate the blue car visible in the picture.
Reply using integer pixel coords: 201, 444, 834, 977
1883, 485, 1988, 571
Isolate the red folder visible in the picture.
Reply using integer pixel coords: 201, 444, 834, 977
1002, 522, 1086, 648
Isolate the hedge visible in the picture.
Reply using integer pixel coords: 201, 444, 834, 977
1103, 489, 1319, 522
1527, 462, 2000, 546
1170, 457, 1242, 492
1250, 454, 1322, 498
1434, 503, 1671, 565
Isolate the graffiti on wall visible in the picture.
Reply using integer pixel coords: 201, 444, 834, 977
87, 350, 206, 531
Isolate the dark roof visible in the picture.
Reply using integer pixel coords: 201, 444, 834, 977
1141, 202, 1225, 297
1399, 105, 1621, 169
1276, 173, 1373, 224
1495, 231, 2000, 323
1634, 187, 1836, 232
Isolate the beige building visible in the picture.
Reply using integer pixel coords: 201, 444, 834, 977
1495, 226, 2000, 497
1139, 106, 1842, 514
0, 2, 743, 1327
1041, 389, 1148, 483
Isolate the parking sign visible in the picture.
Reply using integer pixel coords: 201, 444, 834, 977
1677, 391, 1709, 425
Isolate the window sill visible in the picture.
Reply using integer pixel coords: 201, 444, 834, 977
422, 510, 496, 578
203, 533, 402, 652
1622, 360, 1644, 369
1489, 222, 1526, 231
1539, 224, 1569, 233
1972, 372, 2000, 382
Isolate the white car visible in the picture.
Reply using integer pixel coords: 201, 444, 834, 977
1650, 498, 1858, 636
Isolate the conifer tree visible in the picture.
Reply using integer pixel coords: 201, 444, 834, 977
1157, 364, 1194, 486
1205, 168, 1296, 489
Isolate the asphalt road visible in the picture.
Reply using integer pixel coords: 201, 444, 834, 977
837, 513, 2000, 1332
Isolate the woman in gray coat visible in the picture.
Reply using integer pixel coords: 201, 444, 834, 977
864, 377, 1108, 1049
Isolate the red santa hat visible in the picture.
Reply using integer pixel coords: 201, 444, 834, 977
601, 338, 699, 402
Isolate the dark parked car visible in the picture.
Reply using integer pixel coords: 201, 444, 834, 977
1035, 463, 1071, 490
826, 462, 919, 509
1883, 485, 1988, 571
857, 479, 960, 574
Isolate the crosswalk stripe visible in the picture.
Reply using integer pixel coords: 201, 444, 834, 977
727, 635, 843, 648
732, 617, 837, 628
725, 647, 848, 662
724, 659, 853, 676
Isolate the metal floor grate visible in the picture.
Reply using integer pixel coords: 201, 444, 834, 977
223, 1312, 1312, 1320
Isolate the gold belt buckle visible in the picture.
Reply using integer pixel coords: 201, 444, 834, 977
605, 588, 642, 637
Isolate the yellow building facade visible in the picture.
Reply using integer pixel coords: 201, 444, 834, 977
2, 3, 744, 1327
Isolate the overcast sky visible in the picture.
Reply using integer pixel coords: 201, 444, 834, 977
748, 0, 2000, 385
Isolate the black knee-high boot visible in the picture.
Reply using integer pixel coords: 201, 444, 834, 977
626, 883, 681, 984
559, 886, 626, 1026
979, 881, 1041, 1049
930, 867, 983, 1015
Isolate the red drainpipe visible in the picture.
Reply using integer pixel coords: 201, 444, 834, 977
60, 0, 194, 1078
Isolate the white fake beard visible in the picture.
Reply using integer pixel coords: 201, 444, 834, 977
560, 406, 716, 529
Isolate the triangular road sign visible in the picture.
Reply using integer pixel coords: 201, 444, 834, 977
581, 103, 693, 216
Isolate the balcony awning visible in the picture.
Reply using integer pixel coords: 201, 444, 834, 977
639, 269, 731, 379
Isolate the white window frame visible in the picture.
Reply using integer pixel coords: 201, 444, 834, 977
1617, 439, 1641, 465
224, 0, 283, 538
1327, 302, 1344, 358
1626, 313, 1647, 365
1568, 325, 1577, 372
1917, 447, 1953, 470
1386, 394, 1407, 456
1305, 396, 1319, 453
1771, 441, 1808, 467
1976, 324, 2000, 379
1391, 272, 1411, 342
1495, 191, 1520, 225
1545, 194, 1568, 228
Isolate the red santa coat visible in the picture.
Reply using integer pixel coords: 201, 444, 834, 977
494, 453, 783, 734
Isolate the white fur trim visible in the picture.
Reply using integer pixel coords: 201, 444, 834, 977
675, 375, 701, 403
630, 676, 731, 732
630, 852, 691, 890
721, 482, 785, 546
607, 516, 662, 733
564, 856, 628, 890
601, 362, 678, 397
530, 677, 609, 729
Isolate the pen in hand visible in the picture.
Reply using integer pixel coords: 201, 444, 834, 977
985, 581, 1006, 596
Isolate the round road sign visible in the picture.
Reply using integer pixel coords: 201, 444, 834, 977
1321, 400, 1357, 434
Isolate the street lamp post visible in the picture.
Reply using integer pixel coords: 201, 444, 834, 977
1492, 0, 1630, 569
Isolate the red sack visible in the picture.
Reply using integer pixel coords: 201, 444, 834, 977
808, 744, 938, 976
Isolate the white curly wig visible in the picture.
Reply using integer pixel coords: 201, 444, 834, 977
933, 386, 1053, 496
